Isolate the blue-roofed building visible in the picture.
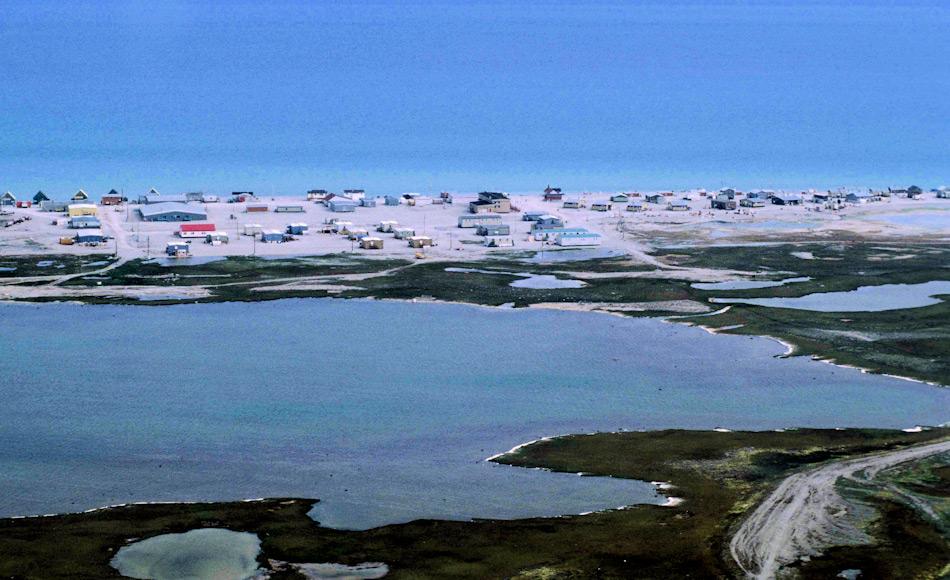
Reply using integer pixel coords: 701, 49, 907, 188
555, 231, 602, 246
139, 202, 208, 222
286, 223, 309, 235
532, 226, 587, 241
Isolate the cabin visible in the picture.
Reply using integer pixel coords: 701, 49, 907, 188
165, 241, 190, 257
360, 236, 384, 250
469, 191, 511, 214
41, 200, 69, 212
718, 188, 738, 199
384, 195, 400, 206
75, 229, 105, 244
178, 223, 216, 238
328, 198, 358, 212
523, 211, 545, 222
532, 215, 565, 230
260, 230, 286, 243
360, 197, 377, 207
307, 189, 329, 201
543, 187, 563, 202
206, 231, 229, 245
377, 220, 398, 233
771, 193, 803, 206
645, 193, 664, 204
287, 223, 309, 235
555, 231, 602, 246
590, 202, 611, 212
139, 203, 207, 222
68, 203, 98, 217
562, 199, 583, 209
476, 224, 511, 236
393, 227, 416, 239
0, 192, 15, 206
711, 197, 737, 210
68, 216, 102, 229
407, 235, 434, 248
458, 214, 502, 228
246, 204, 269, 213
740, 198, 765, 208
484, 236, 515, 247
610, 193, 630, 203
71, 190, 90, 202
275, 205, 305, 213
101, 190, 123, 205
242, 224, 263, 236
626, 201, 645, 212
667, 199, 690, 211
33, 191, 50, 204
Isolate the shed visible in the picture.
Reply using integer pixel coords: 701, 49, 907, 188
384, 195, 400, 206
360, 236, 384, 250
246, 204, 269, 213
360, 198, 377, 207
590, 202, 612, 212
139, 203, 207, 222
287, 223, 309, 235
75, 229, 105, 244
68, 203, 98, 217
328, 198, 358, 212
179, 223, 216, 238
458, 214, 502, 228
260, 230, 285, 243
275, 205, 305, 213
476, 223, 511, 236
555, 231, 602, 246
407, 235, 434, 248
626, 202, 645, 212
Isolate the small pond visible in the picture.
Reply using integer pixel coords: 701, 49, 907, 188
111, 528, 261, 580
711, 281, 950, 312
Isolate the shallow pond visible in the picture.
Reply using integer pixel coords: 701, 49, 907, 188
866, 211, 949, 231
712, 280, 950, 312
0, 300, 946, 530
111, 528, 261, 580
691, 277, 811, 291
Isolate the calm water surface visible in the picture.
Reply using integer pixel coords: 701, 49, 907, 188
713, 281, 950, 312
1, 300, 946, 529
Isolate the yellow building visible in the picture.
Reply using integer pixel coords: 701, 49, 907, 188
67, 203, 98, 217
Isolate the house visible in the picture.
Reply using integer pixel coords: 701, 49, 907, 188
469, 191, 511, 214
206, 231, 229, 245
328, 220, 353, 234
307, 189, 329, 201
384, 195, 400, 206
645, 193, 665, 204
71, 190, 90, 202
740, 198, 765, 208
246, 204, 269, 213
747, 191, 773, 201
328, 198, 358, 212
347, 228, 369, 240
75, 229, 105, 244
523, 211, 545, 222
562, 199, 583, 209
178, 223, 216, 238
532, 215, 565, 230
260, 230, 286, 243
845, 192, 880, 204
274, 205, 305, 213
476, 224, 511, 236
143, 193, 188, 204
667, 199, 690, 211
101, 190, 123, 205
139, 202, 207, 222
231, 191, 255, 203
407, 235, 434, 248
718, 188, 738, 199
484, 236, 514, 247
360, 236, 384, 249
555, 231, 602, 246
543, 186, 563, 202
393, 227, 416, 239
184, 192, 204, 202
626, 201, 645, 212
68, 216, 102, 229
0, 192, 15, 206
202, 194, 220, 203
41, 200, 69, 212
937, 189, 950, 199
360, 197, 377, 207
590, 202, 612, 212
68, 203, 98, 217
165, 241, 190, 257
533, 227, 588, 241
711, 197, 737, 210
286, 223, 309, 235
343, 189, 366, 201
376, 220, 399, 233
771, 193, 803, 206
610, 193, 630, 203
458, 214, 502, 228
33, 191, 50, 204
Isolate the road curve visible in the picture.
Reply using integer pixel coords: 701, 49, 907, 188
729, 437, 950, 579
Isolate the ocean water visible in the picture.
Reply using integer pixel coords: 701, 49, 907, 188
0, 300, 947, 530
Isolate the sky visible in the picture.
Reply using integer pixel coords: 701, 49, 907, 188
0, 1, 947, 197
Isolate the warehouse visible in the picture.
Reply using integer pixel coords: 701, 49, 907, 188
68, 203, 98, 217
139, 203, 207, 222
178, 223, 216, 238
458, 214, 502, 228
74, 229, 106, 244
142, 193, 188, 204
68, 216, 102, 229
555, 231, 602, 246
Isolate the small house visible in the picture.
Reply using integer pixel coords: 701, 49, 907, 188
242, 224, 263, 236
41, 200, 69, 212
328, 198, 358, 213
469, 191, 511, 214
246, 204, 269, 213
287, 223, 309, 235
343, 189, 366, 201
458, 214, 502, 228
377, 220, 399, 233
845, 192, 880, 204
590, 202, 612, 212
937, 189, 950, 199
740, 198, 765, 208
484, 236, 514, 247
667, 199, 690, 211
393, 227, 416, 239
165, 241, 190, 257
71, 190, 90, 202
610, 193, 630, 203
347, 228, 369, 240
75, 229, 105, 244
562, 199, 583, 209
407, 235, 434, 248
718, 188, 738, 199
476, 223, 511, 236
0, 192, 15, 206
360, 198, 377, 207
33, 191, 50, 204
206, 231, 229, 245
771, 193, 803, 206
202, 194, 220, 203
523, 211, 545, 222
711, 197, 737, 210
747, 190, 774, 201
534, 227, 588, 241
68, 203, 98, 217
626, 201, 645, 212
139, 203, 207, 222
532, 215, 565, 230
275, 205, 305, 213
360, 236, 384, 250
555, 231, 602, 246
384, 195, 400, 206
101, 190, 123, 205
645, 193, 664, 204
307, 189, 329, 201
179, 223, 216, 238
68, 216, 102, 229
260, 230, 285, 243
543, 186, 563, 202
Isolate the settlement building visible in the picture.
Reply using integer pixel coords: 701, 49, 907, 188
458, 214, 502, 228
287, 223, 309, 235
393, 227, 416, 239
75, 229, 105, 244
562, 199, 584, 209
555, 231, 602, 246
469, 191, 511, 214
740, 198, 765, 208
0, 192, 15, 206
590, 202, 612, 212
377, 220, 398, 233
476, 224, 511, 236
71, 190, 90, 202
407, 235, 434, 248
328, 198, 358, 212
711, 196, 737, 210
139, 203, 207, 222
626, 201, 645, 212
101, 190, 123, 205
68, 216, 101, 229
246, 204, 269, 213
484, 236, 515, 247
68, 203, 98, 217
33, 191, 50, 204
275, 205, 305, 213
360, 236, 384, 249
771, 193, 804, 206
165, 241, 190, 257
667, 199, 690, 211
260, 230, 285, 243
179, 223, 216, 238
543, 186, 563, 202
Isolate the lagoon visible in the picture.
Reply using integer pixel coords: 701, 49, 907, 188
0, 300, 946, 530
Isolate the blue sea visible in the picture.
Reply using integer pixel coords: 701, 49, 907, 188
0, 300, 946, 529
0, 1, 947, 197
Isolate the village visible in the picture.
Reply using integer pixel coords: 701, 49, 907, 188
0, 185, 947, 262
